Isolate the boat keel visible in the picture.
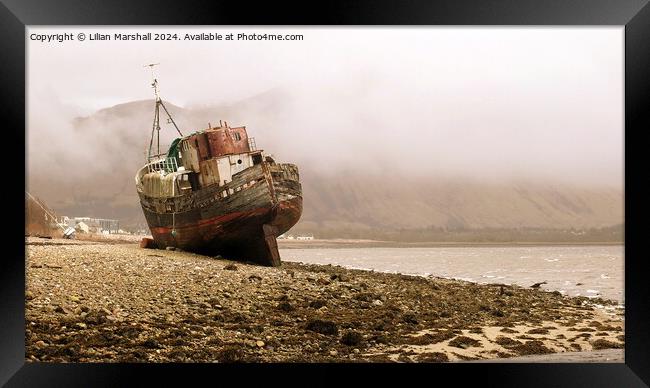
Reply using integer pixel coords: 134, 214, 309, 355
259, 224, 281, 267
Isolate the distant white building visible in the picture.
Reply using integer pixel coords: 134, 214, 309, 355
296, 234, 314, 241
75, 221, 90, 233
65, 217, 120, 234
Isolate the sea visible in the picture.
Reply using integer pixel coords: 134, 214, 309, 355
280, 245, 624, 303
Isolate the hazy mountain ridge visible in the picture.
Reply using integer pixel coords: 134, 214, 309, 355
299, 172, 621, 231
27, 94, 623, 234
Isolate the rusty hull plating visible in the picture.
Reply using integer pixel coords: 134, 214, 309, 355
135, 122, 302, 266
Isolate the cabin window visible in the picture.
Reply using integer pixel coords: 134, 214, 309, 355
233, 132, 241, 141
237, 159, 242, 164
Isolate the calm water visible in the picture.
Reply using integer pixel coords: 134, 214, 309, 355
280, 245, 624, 303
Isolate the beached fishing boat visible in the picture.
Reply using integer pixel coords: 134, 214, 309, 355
135, 67, 302, 266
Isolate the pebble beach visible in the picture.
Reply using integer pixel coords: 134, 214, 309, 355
25, 237, 625, 363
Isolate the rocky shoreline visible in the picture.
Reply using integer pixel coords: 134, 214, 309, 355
25, 237, 624, 363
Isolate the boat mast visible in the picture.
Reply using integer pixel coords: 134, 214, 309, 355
144, 63, 183, 162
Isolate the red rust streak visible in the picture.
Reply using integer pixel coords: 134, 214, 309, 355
151, 206, 271, 234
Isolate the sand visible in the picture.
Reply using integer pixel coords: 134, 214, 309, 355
25, 237, 624, 363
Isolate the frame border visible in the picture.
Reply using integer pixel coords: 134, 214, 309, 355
2, 0, 648, 386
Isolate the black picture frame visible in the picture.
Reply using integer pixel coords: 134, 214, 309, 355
3, 0, 649, 386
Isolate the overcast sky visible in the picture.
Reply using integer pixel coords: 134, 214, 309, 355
27, 27, 623, 187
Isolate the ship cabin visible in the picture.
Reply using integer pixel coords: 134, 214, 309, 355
137, 122, 264, 198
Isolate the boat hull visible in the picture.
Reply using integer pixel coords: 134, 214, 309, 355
137, 162, 302, 266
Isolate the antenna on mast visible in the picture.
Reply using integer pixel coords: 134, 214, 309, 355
143, 63, 183, 162
144, 63, 161, 101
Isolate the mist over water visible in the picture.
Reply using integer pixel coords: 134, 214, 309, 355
28, 27, 623, 189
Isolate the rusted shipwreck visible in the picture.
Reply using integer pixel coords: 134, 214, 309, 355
135, 73, 302, 266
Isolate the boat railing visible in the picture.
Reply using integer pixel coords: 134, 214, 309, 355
147, 156, 179, 174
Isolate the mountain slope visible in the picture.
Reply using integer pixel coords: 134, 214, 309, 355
27, 94, 623, 234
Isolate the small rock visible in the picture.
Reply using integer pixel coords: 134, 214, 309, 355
25, 291, 34, 300
142, 339, 162, 349
330, 274, 348, 282
340, 331, 363, 346
316, 278, 331, 286
224, 264, 238, 271
329, 350, 338, 356
353, 348, 360, 354
397, 353, 413, 363
277, 301, 295, 312
34, 341, 46, 348
75, 322, 87, 329
256, 340, 265, 347
54, 306, 68, 314
402, 313, 419, 324
305, 319, 339, 335
373, 299, 383, 306
70, 296, 81, 303
309, 299, 327, 309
